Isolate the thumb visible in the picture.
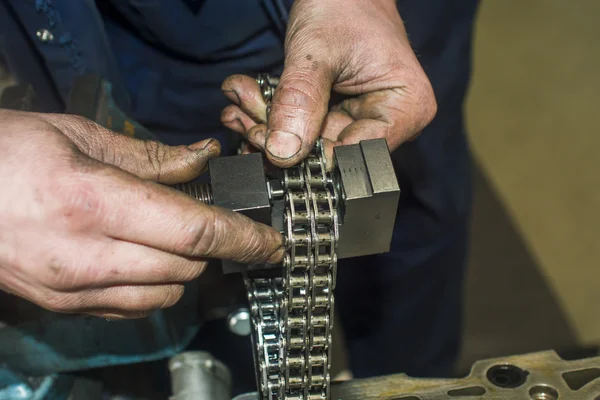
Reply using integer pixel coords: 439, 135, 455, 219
44, 114, 221, 184
266, 50, 334, 167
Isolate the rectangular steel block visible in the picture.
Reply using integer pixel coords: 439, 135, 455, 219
209, 153, 271, 226
334, 139, 400, 259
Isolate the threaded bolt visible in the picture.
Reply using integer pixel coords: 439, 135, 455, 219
173, 183, 214, 204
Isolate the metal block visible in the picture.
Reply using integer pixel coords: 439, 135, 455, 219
208, 153, 271, 226
209, 153, 271, 274
334, 139, 400, 259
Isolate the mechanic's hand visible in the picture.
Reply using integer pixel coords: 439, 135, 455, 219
0, 110, 284, 319
221, 0, 437, 168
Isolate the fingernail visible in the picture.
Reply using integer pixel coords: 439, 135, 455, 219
266, 130, 302, 159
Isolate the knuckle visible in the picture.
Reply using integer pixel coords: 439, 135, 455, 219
176, 209, 217, 257
50, 179, 102, 231
419, 84, 438, 126
411, 73, 438, 127
388, 72, 438, 137
143, 140, 166, 177
274, 77, 322, 113
144, 140, 173, 181
43, 256, 75, 291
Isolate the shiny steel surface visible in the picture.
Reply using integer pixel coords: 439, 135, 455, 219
173, 183, 213, 204
227, 308, 252, 337
245, 74, 337, 400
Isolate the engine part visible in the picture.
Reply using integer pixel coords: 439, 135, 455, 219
232, 350, 600, 400
169, 352, 232, 400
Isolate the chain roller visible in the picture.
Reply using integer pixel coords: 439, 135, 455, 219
245, 74, 338, 400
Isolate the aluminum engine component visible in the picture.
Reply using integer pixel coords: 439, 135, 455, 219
169, 352, 232, 400
231, 350, 600, 400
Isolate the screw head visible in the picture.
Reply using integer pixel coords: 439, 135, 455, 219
227, 308, 251, 336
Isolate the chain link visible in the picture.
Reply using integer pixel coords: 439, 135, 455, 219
245, 74, 338, 400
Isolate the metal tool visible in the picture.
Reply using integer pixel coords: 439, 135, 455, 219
171, 74, 401, 399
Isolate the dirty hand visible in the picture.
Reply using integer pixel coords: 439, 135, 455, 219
0, 110, 284, 319
221, 0, 437, 167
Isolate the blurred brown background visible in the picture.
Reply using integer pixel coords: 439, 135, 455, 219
461, 0, 600, 369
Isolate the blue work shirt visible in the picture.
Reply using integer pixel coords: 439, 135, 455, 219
0, 0, 478, 394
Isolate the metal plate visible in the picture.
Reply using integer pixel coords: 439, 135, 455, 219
235, 351, 600, 399
334, 139, 400, 259
332, 351, 600, 399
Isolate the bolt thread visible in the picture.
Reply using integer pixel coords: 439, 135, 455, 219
174, 183, 214, 205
